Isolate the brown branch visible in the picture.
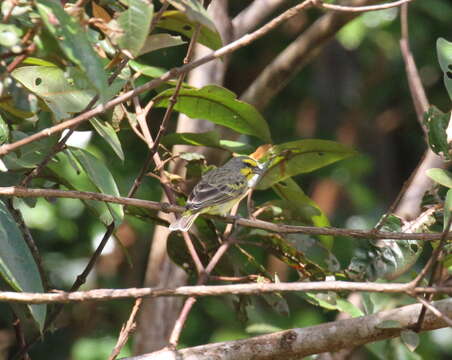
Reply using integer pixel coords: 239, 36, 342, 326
108, 298, 143, 360
0, 0, 316, 156
315, 0, 414, 12
122, 298, 452, 360
0, 186, 447, 241
0, 281, 451, 304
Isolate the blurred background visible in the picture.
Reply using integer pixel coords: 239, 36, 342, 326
1, 0, 452, 359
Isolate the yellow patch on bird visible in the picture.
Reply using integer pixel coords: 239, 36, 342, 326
242, 158, 258, 167
240, 168, 252, 176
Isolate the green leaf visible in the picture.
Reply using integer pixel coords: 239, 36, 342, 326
303, 292, 363, 317
129, 60, 167, 78
70, 148, 124, 225
257, 139, 357, 189
437, 37, 452, 100
246, 323, 283, 335
45, 150, 123, 226
89, 118, 124, 161
109, 0, 154, 57
347, 214, 424, 281
36, 0, 108, 100
401, 330, 420, 352
22, 57, 58, 67
167, 0, 216, 32
426, 168, 452, 188
272, 178, 333, 249
154, 85, 271, 142
0, 114, 9, 145
156, 10, 222, 50
444, 189, 452, 230
0, 200, 46, 332
12, 66, 125, 121
423, 106, 451, 160
139, 34, 186, 55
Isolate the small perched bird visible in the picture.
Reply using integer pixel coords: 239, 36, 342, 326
169, 155, 264, 232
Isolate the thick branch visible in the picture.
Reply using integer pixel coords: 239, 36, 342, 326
1, 281, 451, 304
0, 186, 445, 241
122, 298, 452, 360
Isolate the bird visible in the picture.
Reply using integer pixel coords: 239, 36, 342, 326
169, 155, 264, 232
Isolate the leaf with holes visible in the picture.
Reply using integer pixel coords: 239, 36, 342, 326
437, 37, 452, 100
12, 66, 125, 121
109, 0, 153, 57
156, 10, 222, 50
423, 106, 451, 160
0, 200, 46, 332
257, 140, 357, 189
154, 85, 271, 142
347, 214, 424, 281
36, 0, 108, 100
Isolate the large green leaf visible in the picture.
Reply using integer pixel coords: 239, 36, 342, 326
167, 0, 216, 31
36, 0, 108, 100
154, 85, 271, 142
272, 178, 333, 249
256, 139, 357, 189
423, 106, 451, 160
437, 37, 452, 100
162, 131, 254, 153
12, 66, 124, 121
139, 34, 186, 55
70, 148, 124, 225
45, 149, 123, 226
426, 168, 452, 188
0, 200, 46, 332
109, 0, 153, 57
156, 10, 222, 50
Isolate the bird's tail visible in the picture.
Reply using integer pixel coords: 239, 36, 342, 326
169, 212, 200, 232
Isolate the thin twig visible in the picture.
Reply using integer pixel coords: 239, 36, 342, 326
414, 295, 452, 327
5, 281, 452, 304
315, 0, 414, 12
109, 298, 143, 360
0, 186, 449, 241
412, 217, 452, 332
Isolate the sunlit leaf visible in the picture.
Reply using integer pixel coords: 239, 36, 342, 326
444, 189, 452, 230
167, 0, 216, 31
0, 200, 46, 332
139, 34, 186, 55
109, 0, 153, 57
22, 57, 57, 67
437, 37, 452, 100
423, 106, 451, 160
36, 0, 108, 100
154, 85, 271, 142
89, 118, 124, 161
156, 10, 222, 50
12, 66, 125, 121
426, 168, 452, 188
257, 139, 357, 189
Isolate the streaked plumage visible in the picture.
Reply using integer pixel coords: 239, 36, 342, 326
169, 156, 263, 232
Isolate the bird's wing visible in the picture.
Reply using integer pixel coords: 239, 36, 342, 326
187, 178, 246, 211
